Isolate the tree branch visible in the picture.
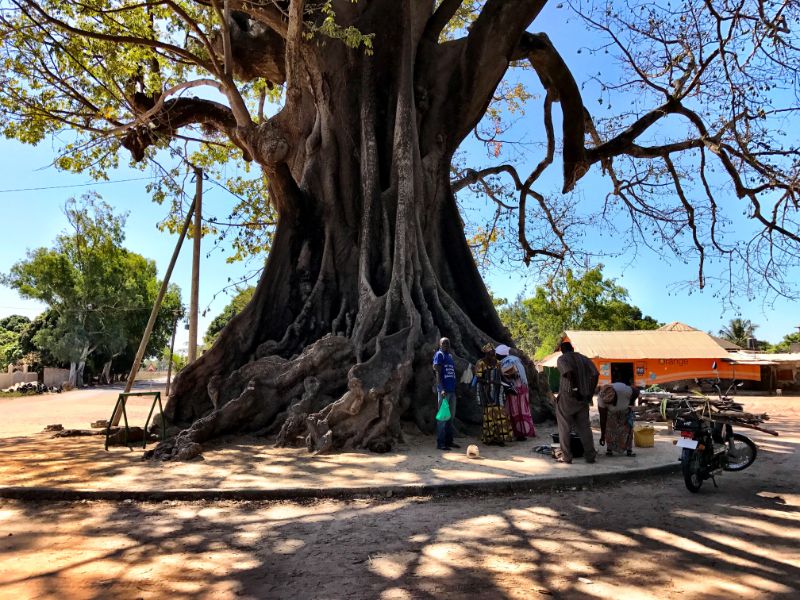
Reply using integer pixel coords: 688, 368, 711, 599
451, 164, 522, 193
513, 32, 587, 192
664, 155, 705, 288
285, 0, 305, 103
585, 98, 681, 163
16, 0, 213, 72
120, 97, 240, 161
442, 0, 547, 152
211, 0, 233, 75
422, 0, 462, 43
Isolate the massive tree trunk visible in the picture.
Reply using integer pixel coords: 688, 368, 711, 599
151, 1, 552, 461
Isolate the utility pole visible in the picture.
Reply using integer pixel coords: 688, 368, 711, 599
188, 166, 202, 363
111, 197, 197, 426
164, 313, 179, 397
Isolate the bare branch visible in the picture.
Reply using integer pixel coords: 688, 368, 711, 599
451, 164, 522, 193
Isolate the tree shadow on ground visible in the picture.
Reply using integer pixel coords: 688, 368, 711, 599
0, 415, 797, 599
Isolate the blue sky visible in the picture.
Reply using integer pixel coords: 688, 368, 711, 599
1, 3, 798, 348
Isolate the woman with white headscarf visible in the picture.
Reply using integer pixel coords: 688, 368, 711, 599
496, 344, 536, 440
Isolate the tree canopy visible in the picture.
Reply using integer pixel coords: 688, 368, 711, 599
0, 315, 30, 371
1, 1, 797, 298
768, 331, 800, 354
499, 266, 660, 359
2, 196, 182, 385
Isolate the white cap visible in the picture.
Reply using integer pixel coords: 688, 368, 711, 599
495, 344, 510, 356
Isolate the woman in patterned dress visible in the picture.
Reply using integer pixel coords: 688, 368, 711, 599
474, 343, 514, 446
605, 382, 640, 456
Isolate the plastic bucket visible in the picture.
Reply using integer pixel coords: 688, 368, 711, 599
633, 424, 655, 448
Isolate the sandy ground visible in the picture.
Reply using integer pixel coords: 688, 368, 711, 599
0, 381, 682, 492
0, 424, 677, 493
0, 396, 797, 599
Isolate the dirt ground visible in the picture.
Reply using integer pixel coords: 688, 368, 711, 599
0, 381, 166, 439
0, 396, 798, 599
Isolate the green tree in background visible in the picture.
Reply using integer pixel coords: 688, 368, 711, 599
719, 318, 759, 349
203, 287, 256, 347
0, 315, 29, 371
2, 196, 182, 386
499, 266, 660, 359
161, 346, 188, 374
0, 315, 31, 334
16, 310, 63, 372
767, 332, 800, 354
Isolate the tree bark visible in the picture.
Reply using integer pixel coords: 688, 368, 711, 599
100, 360, 113, 385
68, 362, 77, 388
150, 0, 553, 461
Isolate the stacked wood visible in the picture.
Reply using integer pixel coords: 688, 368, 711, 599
630, 393, 778, 436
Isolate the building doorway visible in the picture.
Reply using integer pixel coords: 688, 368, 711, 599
611, 362, 634, 384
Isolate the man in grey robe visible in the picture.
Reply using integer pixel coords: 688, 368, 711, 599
555, 341, 599, 463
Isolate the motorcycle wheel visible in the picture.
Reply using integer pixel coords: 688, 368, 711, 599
682, 448, 703, 493
723, 433, 757, 471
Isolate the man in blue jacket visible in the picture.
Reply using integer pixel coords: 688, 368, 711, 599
433, 337, 460, 450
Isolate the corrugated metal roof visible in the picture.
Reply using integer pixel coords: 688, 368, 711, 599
564, 329, 730, 359
728, 351, 800, 364
724, 352, 777, 366
711, 335, 743, 351
536, 351, 560, 368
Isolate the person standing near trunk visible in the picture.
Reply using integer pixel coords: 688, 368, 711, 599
555, 341, 599, 463
474, 343, 514, 446
433, 337, 459, 450
496, 344, 536, 440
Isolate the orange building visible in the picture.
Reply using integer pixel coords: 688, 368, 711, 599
538, 323, 761, 388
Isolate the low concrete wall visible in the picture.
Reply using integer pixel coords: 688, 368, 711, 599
0, 372, 38, 389
43, 368, 70, 388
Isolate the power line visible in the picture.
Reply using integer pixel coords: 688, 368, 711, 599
0, 176, 158, 194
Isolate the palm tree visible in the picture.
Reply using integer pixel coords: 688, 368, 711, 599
719, 318, 759, 349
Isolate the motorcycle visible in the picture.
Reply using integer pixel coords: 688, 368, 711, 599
673, 400, 758, 492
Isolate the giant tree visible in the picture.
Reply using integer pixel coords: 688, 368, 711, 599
1, 1, 798, 459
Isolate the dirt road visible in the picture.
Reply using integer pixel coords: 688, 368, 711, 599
1, 397, 797, 599
0, 381, 166, 438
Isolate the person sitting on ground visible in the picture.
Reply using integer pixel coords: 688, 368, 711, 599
604, 381, 640, 457
473, 342, 514, 446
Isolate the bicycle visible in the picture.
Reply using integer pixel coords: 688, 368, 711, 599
712, 379, 743, 400
695, 377, 742, 400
